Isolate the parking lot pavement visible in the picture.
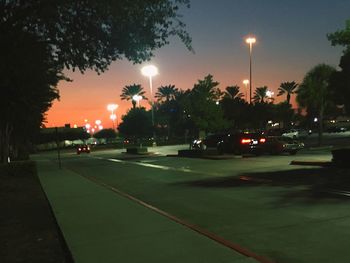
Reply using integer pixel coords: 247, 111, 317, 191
35, 157, 262, 263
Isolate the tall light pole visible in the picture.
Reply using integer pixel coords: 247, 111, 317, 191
246, 37, 256, 104
243, 79, 249, 102
141, 65, 158, 145
107, 104, 118, 129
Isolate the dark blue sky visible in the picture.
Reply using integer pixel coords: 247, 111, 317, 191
47, 0, 350, 127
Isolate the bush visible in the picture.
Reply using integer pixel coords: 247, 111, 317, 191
0, 161, 37, 177
332, 148, 350, 167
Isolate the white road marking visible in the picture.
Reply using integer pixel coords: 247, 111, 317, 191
92, 156, 221, 176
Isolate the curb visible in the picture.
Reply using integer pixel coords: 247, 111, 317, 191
306, 146, 333, 151
290, 160, 332, 167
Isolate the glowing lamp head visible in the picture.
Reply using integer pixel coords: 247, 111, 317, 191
95, 120, 101, 125
243, 79, 249, 85
266, 90, 274, 98
107, 104, 118, 112
141, 65, 158, 77
246, 37, 256, 44
132, 95, 142, 102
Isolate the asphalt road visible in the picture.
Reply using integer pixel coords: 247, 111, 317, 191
40, 146, 350, 263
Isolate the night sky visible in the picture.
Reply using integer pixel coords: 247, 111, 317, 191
46, 0, 350, 128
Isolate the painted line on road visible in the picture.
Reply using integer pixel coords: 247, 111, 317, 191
82, 173, 275, 263
92, 156, 221, 176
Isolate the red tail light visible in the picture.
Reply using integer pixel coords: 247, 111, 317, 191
241, 138, 251, 144
259, 138, 266, 143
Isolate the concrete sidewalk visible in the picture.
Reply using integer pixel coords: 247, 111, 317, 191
35, 157, 258, 263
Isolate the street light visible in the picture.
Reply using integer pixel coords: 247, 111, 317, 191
107, 104, 118, 129
141, 65, 158, 145
246, 37, 256, 104
132, 94, 143, 107
266, 90, 274, 98
243, 79, 249, 102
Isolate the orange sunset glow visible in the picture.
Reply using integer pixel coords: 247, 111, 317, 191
45, 0, 347, 129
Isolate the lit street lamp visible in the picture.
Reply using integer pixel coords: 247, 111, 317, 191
246, 37, 256, 104
141, 65, 158, 145
132, 94, 143, 107
107, 104, 118, 129
266, 90, 274, 98
243, 79, 249, 102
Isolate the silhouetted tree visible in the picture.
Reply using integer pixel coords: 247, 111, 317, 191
182, 75, 228, 135
278, 81, 298, 105
120, 84, 146, 109
328, 19, 350, 54
253, 86, 269, 104
328, 20, 350, 114
224, 86, 244, 100
0, 29, 63, 162
0, 0, 191, 163
155, 85, 178, 102
93, 129, 117, 141
297, 64, 336, 145
118, 108, 152, 140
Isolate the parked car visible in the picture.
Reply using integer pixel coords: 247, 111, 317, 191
326, 126, 347, 133
76, 144, 90, 154
264, 136, 304, 155
281, 129, 309, 139
191, 132, 267, 155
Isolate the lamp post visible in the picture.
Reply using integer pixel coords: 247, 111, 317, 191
141, 65, 158, 145
107, 104, 118, 129
243, 79, 249, 102
246, 37, 256, 104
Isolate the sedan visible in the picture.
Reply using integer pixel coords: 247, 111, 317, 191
264, 136, 304, 155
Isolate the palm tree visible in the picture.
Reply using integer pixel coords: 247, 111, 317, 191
253, 86, 269, 103
224, 85, 244, 100
155, 85, 178, 102
296, 64, 336, 145
120, 84, 146, 108
278, 81, 298, 104
192, 74, 220, 100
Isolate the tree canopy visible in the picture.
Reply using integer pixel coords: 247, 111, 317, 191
0, 0, 191, 162
118, 108, 153, 139
253, 86, 269, 104
328, 20, 350, 54
277, 81, 298, 105
1, 0, 192, 73
120, 84, 146, 108
328, 20, 350, 114
297, 64, 336, 145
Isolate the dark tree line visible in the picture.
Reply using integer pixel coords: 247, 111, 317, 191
118, 19, 350, 145
0, 0, 191, 163
118, 74, 297, 140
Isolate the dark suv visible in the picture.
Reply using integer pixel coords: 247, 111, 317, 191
192, 132, 266, 155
